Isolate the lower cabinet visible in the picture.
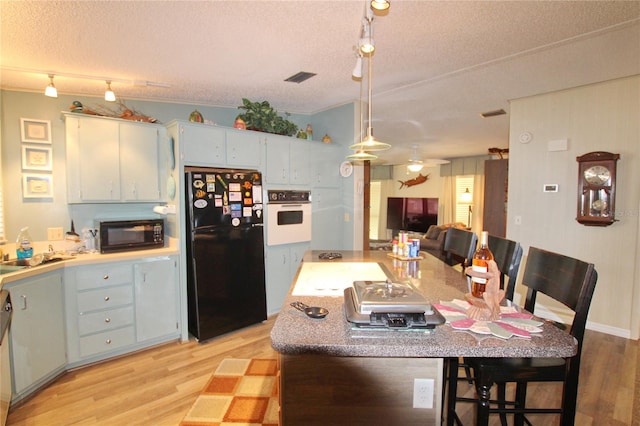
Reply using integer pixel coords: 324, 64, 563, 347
265, 243, 308, 315
134, 258, 179, 342
65, 256, 179, 366
6, 271, 66, 402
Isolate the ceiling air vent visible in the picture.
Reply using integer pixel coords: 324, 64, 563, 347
480, 109, 507, 118
284, 71, 317, 84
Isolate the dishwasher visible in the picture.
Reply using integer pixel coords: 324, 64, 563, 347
0, 290, 12, 426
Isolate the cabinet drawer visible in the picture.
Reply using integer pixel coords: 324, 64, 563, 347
77, 285, 133, 313
78, 306, 134, 336
76, 264, 133, 291
79, 326, 135, 358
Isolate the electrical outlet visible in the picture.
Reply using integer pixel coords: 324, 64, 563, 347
413, 378, 434, 409
47, 227, 64, 241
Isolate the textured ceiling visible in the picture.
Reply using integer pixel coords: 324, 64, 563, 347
1, 1, 639, 165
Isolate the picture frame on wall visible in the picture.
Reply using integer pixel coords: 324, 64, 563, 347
22, 173, 53, 198
20, 118, 52, 144
21, 145, 52, 171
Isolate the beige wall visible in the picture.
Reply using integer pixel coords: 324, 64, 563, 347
507, 75, 640, 339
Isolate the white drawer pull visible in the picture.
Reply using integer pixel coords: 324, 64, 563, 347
104, 296, 110, 301
105, 318, 111, 323
105, 339, 112, 344
103, 275, 109, 280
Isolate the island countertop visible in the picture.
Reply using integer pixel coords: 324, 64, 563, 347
270, 250, 577, 358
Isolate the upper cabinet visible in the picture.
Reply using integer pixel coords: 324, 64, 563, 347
65, 114, 163, 203
178, 122, 226, 166
265, 134, 310, 185
175, 122, 262, 168
309, 143, 341, 188
226, 129, 262, 167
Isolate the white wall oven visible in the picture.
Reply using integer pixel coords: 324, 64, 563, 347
266, 190, 311, 246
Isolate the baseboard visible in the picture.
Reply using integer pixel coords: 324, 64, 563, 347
585, 321, 631, 339
533, 303, 632, 340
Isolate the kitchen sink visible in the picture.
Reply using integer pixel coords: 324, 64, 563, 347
0, 264, 27, 275
0, 256, 69, 275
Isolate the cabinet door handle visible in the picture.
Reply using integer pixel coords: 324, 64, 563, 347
104, 296, 110, 302
103, 275, 109, 280
21, 294, 27, 310
105, 317, 111, 323
105, 339, 112, 345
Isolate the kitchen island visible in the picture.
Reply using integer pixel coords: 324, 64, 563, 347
271, 250, 577, 425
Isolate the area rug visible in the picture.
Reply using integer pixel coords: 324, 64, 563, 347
180, 358, 279, 426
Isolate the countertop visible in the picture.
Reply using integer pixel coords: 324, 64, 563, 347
0, 244, 179, 287
270, 250, 577, 358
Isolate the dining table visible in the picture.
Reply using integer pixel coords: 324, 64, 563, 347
270, 250, 577, 425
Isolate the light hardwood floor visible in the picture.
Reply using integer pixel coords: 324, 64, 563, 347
7, 317, 638, 425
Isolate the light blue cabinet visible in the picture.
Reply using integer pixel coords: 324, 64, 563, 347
265, 242, 308, 315
311, 189, 344, 249
226, 129, 262, 167
65, 256, 180, 366
7, 271, 66, 401
134, 257, 179, 342
120, 123, 162, 200
289, 140, 311, 184
265, 135, 310, 185
309, 143, 342, 188
65, 114, 163, 202
66, 115, 120, 202
179, 122, 226, 166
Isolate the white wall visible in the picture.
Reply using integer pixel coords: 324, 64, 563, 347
507, 75, 640, 339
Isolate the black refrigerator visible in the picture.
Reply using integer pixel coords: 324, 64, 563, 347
184, 166, 267, 342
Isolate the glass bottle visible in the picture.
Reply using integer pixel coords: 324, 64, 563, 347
16, 226, 34, 259
471, 231, 494, 298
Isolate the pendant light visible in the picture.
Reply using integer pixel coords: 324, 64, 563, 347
346, 149, 377, 161
104, 80, 116, 102
347, 60, 376, 162
349, 49, 391, 152
44, 74, 57, 98
407, 144, 424, 172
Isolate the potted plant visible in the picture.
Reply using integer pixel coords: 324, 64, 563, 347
236, 98, 298, 137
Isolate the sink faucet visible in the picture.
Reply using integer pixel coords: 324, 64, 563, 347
48, 244, 54, 253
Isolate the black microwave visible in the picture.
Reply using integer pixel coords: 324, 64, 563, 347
97, 219, 164, 254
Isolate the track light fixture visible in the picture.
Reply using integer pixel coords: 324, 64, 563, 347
352, 53, 363, 79
44, 74, 57, 98
349, 48, 391, 152
358, 19, 375, 54
370, 0, 390, 11
104, 80, 116, 102
346, 0, 390, 161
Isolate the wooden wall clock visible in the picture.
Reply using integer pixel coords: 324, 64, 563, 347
576, 151, 620, 226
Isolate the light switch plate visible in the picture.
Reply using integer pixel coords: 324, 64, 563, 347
548, 138, 568, 151
47, 227, 64, 241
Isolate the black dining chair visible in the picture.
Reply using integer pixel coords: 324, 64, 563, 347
488, 234, 523, 301
442, 227, 477, 269
446, 246, 598, 426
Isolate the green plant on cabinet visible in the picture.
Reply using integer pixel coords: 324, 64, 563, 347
236, 98, 298, 136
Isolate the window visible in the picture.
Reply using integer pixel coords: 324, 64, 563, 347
456, 175, 474, 227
